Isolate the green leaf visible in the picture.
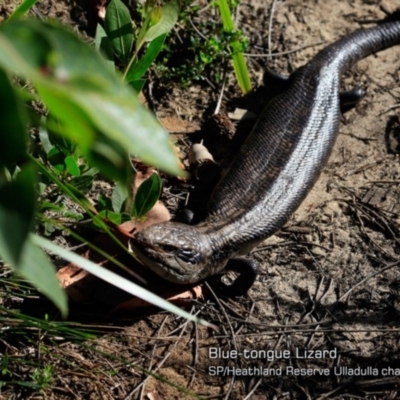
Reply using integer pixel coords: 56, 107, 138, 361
98, 194, 112, 211
104, 0, 133, 64
132, 173, 162, 218
112, 182, 128, 213
0, 69, 27, 168
0, 20, 183, 176
95, 210, 130, 226
64, 156, 80, 177
43, 221, 56, 236
38, 117, 53, 154
62, 210, 83, 220
0, 21, 52, 75
47, 147, 65, 173
143, 0, 180, 43
0, 164, 36, 266
37, 86, 95, 153
18, 235, 68, 317
105, 210, 123, 225
69, 175, 94, 194
46, 115, 77, 154
95, 22, 115, 69
125, 33, 166, 83
6, 0, 39, 22
86, 134, 131, 183
38, 201, 64, 213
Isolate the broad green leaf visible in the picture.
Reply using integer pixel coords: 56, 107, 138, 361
125, 33, 166, 83
6, 0, 39, 22
104, 0, 133, 64
0, 165, 36, 266
95, 22, 115, 69
0, 69, 27, 168
75, 90, 179, 174
43, 221, 56, 236
102, 210, 124, 225
132, 173, 162, 218
70, 175, 94, 194
99, 210, 131, 225
98, 194, 112, 211
37, 86, 96, 153
46, 115, 77, 154
143, 0, 179, 43
65, 156, 80, 177
47, 147, 65, 173
18, 235, 68, 316
94, 210, 129, 227
0, 21, 52, 75
0, 20, 183, 176
86, 134, 131, 183
112, 182, 128, 213
38, 117, 53, 154
33, 234, 212, 327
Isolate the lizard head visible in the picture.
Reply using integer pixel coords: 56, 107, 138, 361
132, 222, 213, 284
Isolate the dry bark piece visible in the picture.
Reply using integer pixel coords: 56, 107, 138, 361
146, 390, 163, 400
361, 186, 387, 206
206, 112, 236, 139
57, 249, 113, 302
228, 108, 256, 121
386, 115, 400, 154
188, 143, 219, 183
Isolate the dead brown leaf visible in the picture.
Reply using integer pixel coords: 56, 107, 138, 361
159, 115, 200, 133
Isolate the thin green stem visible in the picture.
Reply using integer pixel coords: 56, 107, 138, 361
217, 0, 252, 94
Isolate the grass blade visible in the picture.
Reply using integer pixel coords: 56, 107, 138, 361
217, 0, 251, 93
6, 0, 39, 22
33, 235, 214, 328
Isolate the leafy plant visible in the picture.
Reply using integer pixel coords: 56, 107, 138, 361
31, 365, 54, 389
0, 2, 214, 326
96, 172, 162, 226
153, 0, 251, 91
98, 0, 179, 92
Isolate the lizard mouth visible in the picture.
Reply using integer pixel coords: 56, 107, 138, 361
130, 239, 191, 284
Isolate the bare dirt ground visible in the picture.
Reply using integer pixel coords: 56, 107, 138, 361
2, 0, 400, 399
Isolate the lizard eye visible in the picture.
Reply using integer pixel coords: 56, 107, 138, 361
160, 244, 178, 253
176, 249, 201, 265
